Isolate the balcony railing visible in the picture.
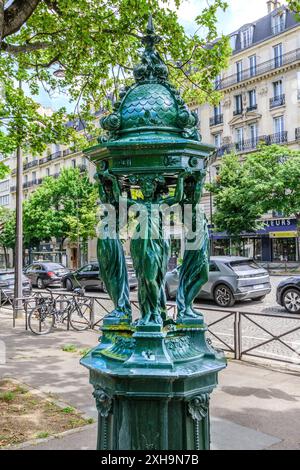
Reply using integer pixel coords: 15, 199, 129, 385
270, 94, 285, 108
215, 131, 289, 156
219, 48, 300, 90
209, 114, 223, 126
233, 108, 243, 116
247, 104, 257, 112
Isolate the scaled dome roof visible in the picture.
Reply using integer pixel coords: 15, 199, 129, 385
100, 16, 200, 143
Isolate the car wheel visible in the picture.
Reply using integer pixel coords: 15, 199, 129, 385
65, 279, 74, 292
282, 288, 300, 314
37, 277, 44, 289
214, 284, 235, 308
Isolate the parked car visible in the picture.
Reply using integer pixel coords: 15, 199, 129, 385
165, 256, 271, 308
61, 259, 138, 291
24, 262, 70, 289
0, 270, 32, 301
276, 277, 300, 314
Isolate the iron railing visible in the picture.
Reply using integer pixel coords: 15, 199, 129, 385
219, 48, 300, 90
209, 114, 223, 127
6, 291, 300, 368
247, 104, 257, 112
270, 94, 285, 108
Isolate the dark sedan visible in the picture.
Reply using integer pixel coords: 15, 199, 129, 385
276, 277, 300, 314
24, 262, 70, 289
61, 261, 138, 291
0, 271, 32, 302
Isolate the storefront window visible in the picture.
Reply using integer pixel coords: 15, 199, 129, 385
272, 238, 297, 262
213, 239, 231, 256
230, 238, 262, 260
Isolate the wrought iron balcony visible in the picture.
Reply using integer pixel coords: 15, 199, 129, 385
270, 94, 285, 108
218, 48, 300, 90
247, 104, 257, 112
209, 114, 223, 126
267, 131, 288, 144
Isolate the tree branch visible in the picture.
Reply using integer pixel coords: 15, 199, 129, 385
3, 0, 41, 38
1, 41, 50, 54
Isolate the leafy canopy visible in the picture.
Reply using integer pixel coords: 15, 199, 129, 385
0, 0, 230, 157
207, 145, 300, 238
23, 167, 98, 246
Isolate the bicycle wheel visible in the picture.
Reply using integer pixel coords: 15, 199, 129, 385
69, 301, 91, 331
28, 305, 54, 335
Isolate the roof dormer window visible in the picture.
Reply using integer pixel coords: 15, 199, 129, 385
230, 34, 238, 51
240, 26, 254, 49
272, 10, 286, 35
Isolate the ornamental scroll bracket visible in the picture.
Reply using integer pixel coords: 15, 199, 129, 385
93, 387, 113, 418
188, 393, 210, 421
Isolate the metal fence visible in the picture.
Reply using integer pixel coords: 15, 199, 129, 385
3, 290, 300, 368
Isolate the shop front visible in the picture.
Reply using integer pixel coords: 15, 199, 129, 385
211, 218, 299, 262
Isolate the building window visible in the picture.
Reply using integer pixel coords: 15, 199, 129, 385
0, 179, 9, 192
273, 80, 283, 98
71, 159, 76, 168
236, 127, 244, 150
270, 80, 285, 108
249, 124, 258, 147
273, 43, 283, 68
214, 133, 222, 148
230, 34, 238, 51
248, 90, 257, 110
0, 195, 9, 206
234, 94, 243, 115
297, 71, 300, 100
54, 164, 60, 176
240, 26, 254, 49
32, 171, 37, 183
273, 115, 284, 134
214, 74, 221, 90
236, 61, 243, 82
46, 167, 50, 177
272, 11, 286, 35
249, 55, 257, 77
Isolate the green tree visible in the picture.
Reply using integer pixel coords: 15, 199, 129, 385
23, 167, 98, 253
0, 0, 230, 159
0, 207, 15, 267
207, 145, 300, 239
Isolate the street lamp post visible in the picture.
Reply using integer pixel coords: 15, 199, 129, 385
14, 78, 23, 315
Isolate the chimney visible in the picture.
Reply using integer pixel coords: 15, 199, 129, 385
267, 0, 281, 13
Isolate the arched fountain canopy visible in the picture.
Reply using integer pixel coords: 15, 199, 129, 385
84, 15, 214, 187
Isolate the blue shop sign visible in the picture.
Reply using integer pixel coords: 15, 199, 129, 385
210, 219, 298, 239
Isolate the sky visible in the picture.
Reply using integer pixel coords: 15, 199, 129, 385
37, 0, 271, 111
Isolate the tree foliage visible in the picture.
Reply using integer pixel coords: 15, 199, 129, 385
207, 145, 300, 238
0, 0, 230, 157
23, 167, 98, 248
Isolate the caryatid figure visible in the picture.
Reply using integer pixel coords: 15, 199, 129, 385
176, 171, 209, 321
95, 170, 131, 321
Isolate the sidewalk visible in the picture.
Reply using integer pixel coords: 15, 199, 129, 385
1, 313, 299, 450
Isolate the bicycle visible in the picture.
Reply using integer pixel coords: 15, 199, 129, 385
28, 288, 92, 335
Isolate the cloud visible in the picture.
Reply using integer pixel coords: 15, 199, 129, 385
177, 0, 272, 36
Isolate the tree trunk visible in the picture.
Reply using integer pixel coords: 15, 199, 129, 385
3, 245, 8, 269
0, 1, 4, 46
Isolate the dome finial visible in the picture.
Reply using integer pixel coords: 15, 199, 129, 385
142, 14, 161, 49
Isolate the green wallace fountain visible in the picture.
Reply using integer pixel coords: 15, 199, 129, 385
81, 16, 227, 451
